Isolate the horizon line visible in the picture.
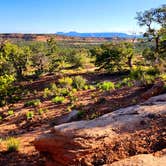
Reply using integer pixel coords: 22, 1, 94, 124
0, 31, 142, 35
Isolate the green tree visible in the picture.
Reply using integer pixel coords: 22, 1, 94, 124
94, 42, 134, 72
68, 49, 91, 68
47, 37, 57, 55
122, 42, 135, 69
0, 42, 31, 79
136, 5, 166, 67
30, 42, 49, 74
0, 74, 15, 106
46, 37, 63, 72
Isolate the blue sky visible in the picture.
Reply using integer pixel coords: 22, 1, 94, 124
0, 0, 165, 33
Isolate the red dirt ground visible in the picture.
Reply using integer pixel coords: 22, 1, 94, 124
0, 72, 165, 166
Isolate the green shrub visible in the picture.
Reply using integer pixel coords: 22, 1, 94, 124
96, 97, 107, 104
0, 75, 15, 106
59, 88, 70, 96
10, 95, 21, 103
43, 88, 52, 98
130, 67, 157, 86
65, 106, 72, 112
24, 99, 41, 107
83, 85, 95, 90
130, 67, 143, 80
8, 109, 14, 116
71, 88, 77, 93
58, 77, 73, 88
69, 95, 78, 104
89, 113, 98, 120
83, 85, 89, 90
6, 137, 20, 152
26, 111, 34, 119
77, 110, 85, 118
72, 76, 87, 90
146, 68, 159, 76
116, 78, 133, 88
88, 85, 96, 90
52, 96, 65, 104
115, 82, 122, 89
33, 99, 41, 106
50, 83, 59, 96
38, 108, 44, 115
69, 50, 91, 68
161, 74, 166, 82
97, 81, 115, 91
141, 74, 156, 86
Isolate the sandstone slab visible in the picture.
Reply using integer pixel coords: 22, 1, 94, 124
34, 94, 166, 166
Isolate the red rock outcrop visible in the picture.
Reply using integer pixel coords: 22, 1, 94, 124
34, 94, 166, 166
105, 149, 166, 166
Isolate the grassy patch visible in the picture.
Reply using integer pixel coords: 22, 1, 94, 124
52, 96, 65, 104
6, 137, 20, 153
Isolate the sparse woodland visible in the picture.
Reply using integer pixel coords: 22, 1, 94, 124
0, 5, 165, 166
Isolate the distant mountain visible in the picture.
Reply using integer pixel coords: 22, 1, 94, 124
56, 31, 141, 38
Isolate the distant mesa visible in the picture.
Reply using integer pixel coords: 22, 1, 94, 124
56, 31, 141, 38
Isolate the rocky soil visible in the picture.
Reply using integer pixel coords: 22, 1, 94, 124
34, 94, 166, 166
0, 73, 165, 166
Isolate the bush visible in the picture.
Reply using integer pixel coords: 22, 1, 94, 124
72, 76, 87, 90
38, 108, 44, 115
71, 88, 77, 93
88, 85, 96, 90
130, 67, 157, 86
52, 96, 65, 104
141, 74, 156, 86
44, 84, 71, 98
69, 50, 91, 68
6, 137, 20, 152
116, 78, 133, 88
26, 111, 34, 119
83, 85, 89, 90
94, 42, 133, 72
58, 77, 73, 88
8, 109, 14, 116
160, 74, 166, 82
24, 99, 41, 107
50, 83, 59, 96
83, 85, 95, 90
97, 81, 115, 91
77, 110, 85, 119
130, 67, 143, 80
89, 113, 98, 120
43, 88, 52, 98
59, 88, 70, 96
10, 95, 21, 103
96, 97, 107, 104
0, 75, 15, 106
69, 95, 78, 104
146, 68, 159, 76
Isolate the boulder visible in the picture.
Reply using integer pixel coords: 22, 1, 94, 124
105, 149, 166, 166
34, 94, 166, 166
51, 110, 79, 125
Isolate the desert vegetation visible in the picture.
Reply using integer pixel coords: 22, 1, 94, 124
0, 4, 165, 166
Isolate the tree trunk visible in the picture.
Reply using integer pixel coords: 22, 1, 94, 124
16, 67, 23, 80
155, 36, 159, 53
127, 55, 133, 69
154, 36, 160, 65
